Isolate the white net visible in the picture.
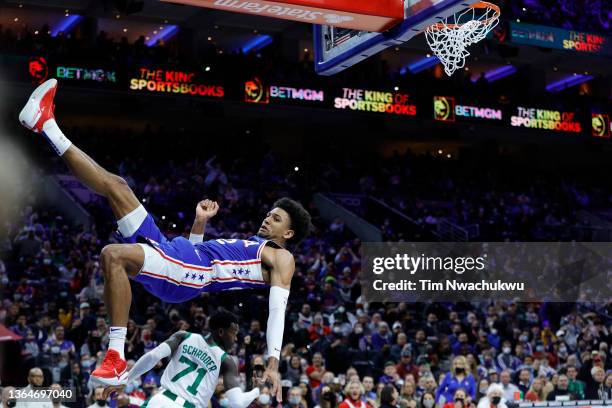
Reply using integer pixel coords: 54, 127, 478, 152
425, 2, 500, 76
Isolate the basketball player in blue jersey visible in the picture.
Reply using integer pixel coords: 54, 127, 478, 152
103, 310, 266, 408
19, 79, 311, 401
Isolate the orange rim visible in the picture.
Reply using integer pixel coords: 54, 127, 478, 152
428, 1, 500, 30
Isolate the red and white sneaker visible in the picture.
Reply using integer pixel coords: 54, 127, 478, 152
90, 350, 128, 387
18, 78, 58, 133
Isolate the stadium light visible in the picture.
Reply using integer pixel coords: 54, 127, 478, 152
401, 55, 440, 75
242, 35, 273, 54
482, 65, 517, 83
51, 14, 83, 37
146, 25, 179, 47
546, 74, 594, 93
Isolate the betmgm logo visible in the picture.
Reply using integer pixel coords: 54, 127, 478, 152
434, 96, 455, 122
592, 113, 610, 138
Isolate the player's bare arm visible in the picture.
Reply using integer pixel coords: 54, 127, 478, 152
221, 354, 265, 408
260, 247, 294, 401
189, 199, 219, 243
102, 331, 189, 399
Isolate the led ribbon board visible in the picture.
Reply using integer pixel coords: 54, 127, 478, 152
434, 96, 503, 122
510, 22, 611, 56
511, 106, 581, 133
334, 88, 417, 116
130, 68, 224, 98
245, 78, 325, 105
57, 66, 117, 83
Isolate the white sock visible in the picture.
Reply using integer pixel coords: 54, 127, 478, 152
42, 119, 72, 156
108, 326, 127, 360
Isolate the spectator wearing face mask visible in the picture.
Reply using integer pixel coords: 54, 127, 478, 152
476, 384, 507, 408
420, 392, 436, 408
249, 386, 274, 408
85, 387, 107, 408
284, 387, 306, 408
496, 342, 520, 373
218, 392, 229, 408
436, 356, 476, 404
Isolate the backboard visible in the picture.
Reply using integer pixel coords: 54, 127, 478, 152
314, 0, 479, 75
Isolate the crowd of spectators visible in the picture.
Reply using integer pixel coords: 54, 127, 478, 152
1, 127, 611, 408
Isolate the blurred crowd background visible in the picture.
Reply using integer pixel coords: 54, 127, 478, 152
0, 125, 611, 408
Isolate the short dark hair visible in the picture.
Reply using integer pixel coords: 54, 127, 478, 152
380, 385, 396, 405
273, 197, 311, 244
209, 309, 239, 332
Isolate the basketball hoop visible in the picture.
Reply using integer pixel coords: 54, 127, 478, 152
424, 1, 500, 76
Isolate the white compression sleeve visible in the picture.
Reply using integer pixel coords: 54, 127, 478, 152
226, 387, 260, 408
127, 342, 171, 382
266, 286, 289, 360
189, 233, 204, 243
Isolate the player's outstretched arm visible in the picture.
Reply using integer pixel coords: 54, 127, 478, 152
189, 199, 219, 243
222, 356, 263, 408
102, 331, 189, 399
263, 249, 294, 401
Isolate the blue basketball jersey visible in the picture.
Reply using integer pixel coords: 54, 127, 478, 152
124, 208, 278, 302
193, 235, 270, 292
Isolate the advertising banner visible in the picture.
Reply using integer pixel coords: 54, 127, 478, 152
510, 22, 612, 57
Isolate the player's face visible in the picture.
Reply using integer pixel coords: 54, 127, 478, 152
258, 207, 293, 242
220, 323, 239, 351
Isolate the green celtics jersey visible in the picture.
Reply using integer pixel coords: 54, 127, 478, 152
160, 333, 227, 406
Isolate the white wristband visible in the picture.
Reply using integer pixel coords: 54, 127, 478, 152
189, 233, 204, 243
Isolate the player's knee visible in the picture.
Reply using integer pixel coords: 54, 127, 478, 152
100, 244, 126, 275
104, 174, 129, 193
